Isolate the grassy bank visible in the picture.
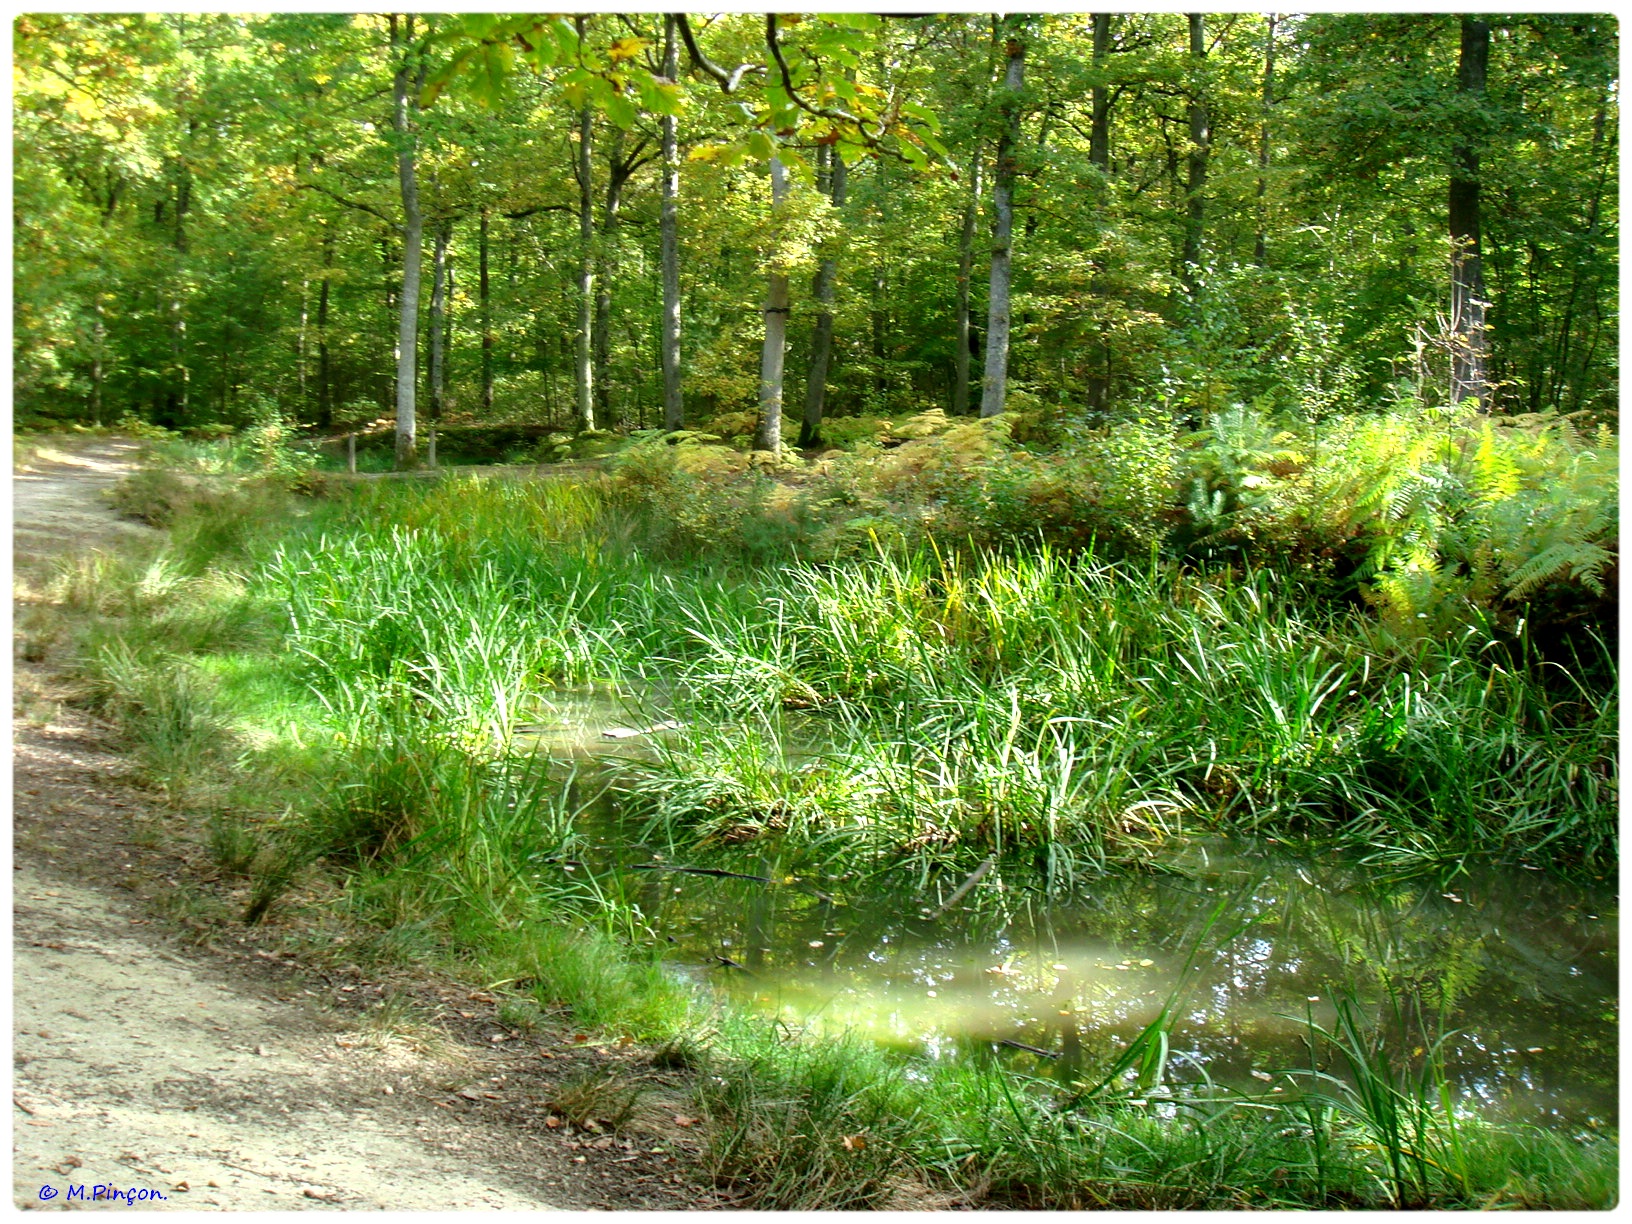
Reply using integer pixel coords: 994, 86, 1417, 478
257, 469, 1615, 881
27, 433, 1617, 1209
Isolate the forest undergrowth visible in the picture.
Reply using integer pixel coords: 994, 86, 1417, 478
28, 404, 1617, 1209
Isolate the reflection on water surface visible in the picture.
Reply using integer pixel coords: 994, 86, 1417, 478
631, 837, 1616, 1130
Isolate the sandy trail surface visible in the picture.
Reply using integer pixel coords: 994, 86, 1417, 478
12, 439, 704, 1211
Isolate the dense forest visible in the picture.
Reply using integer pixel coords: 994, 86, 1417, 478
15, 12, 1618, 443
12, 12, 1620, 1211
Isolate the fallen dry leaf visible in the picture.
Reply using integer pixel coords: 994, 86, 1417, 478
842, 1134, 867, 1151
545, 1115, 563, 1129
672, 1115, 698, 1128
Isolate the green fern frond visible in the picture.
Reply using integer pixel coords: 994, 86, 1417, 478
1471, 423, 1522, 503
1505, 542, 1615, 600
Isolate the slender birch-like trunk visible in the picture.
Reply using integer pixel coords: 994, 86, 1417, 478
1180, 13, 1210, 295
574, 19, 596, 433
1449, 16, 1491, 409
390, 13, 423, 467
660, 14, 684, 431
753, 157, 791, 453
980, 26, 1027, 419
479, 208, 493, 414
952, 149, 982, 416
428, 218, 450, 422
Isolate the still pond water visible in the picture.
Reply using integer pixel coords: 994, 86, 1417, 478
522, 694, 1618, 1132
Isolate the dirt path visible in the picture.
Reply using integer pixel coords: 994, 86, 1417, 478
12, 439, 711, 1211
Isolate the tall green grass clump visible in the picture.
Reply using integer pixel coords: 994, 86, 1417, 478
610, 543, 1613, 880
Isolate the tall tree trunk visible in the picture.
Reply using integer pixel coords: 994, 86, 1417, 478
660, 14, 684, 431
1180, 13, 1210, 295
428, 218, 450, 423
871, 157, 889, 407
379, 235, 396, 414
165, 15, 193, 425
980, 24, 1027, 419
952, 148, 983, 416
1085, 14, 1114, 412
479, 207, 493, 414
317, 226, 333, 428
1089, 14, 1112, 171
574, 83, 595, 432
753, 156, 791, 453
594, 126, 624, 427
297, 278, 309, 413
442, 255, 454, 412
1449, 15, 1491, 409
390, 13, 423, 467
800, 147, 847, 447
1253, 14, 1277, 266
90, 303, 105, 427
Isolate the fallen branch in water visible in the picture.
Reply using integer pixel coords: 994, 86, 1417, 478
630, 864, 772, 883
992, 1044, 1057, 1064
997, 1038, 1061, 1059
923, 856, 996, 920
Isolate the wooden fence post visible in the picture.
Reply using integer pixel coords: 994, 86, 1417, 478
346, 433, 356, 473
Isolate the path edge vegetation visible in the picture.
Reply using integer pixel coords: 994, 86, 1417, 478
14, 423, 1616, 1211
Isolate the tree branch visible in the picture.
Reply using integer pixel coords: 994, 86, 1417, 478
501, 204, 576, 219
765, 13, 869, 134
297, 180, 392, 224
673, 14, 762, 93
